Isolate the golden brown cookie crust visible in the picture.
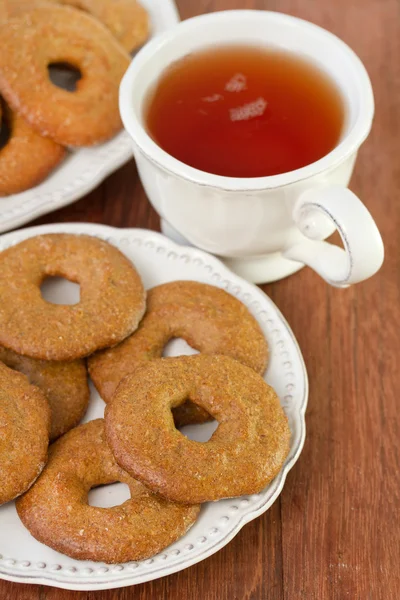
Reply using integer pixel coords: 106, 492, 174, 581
89, 281, 269, 426
0, 5, 130, 146
0, 0, 51, 21
17, 420, 200, 563
57, 0, 150, 52
105, 355, 291, 504
0, 346, 89, 440
0, 98, 65, 196
0, 0, 150, 52
0, 361, 50, 505
0, 234, 146, 361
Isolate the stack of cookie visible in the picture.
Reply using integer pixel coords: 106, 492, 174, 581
0, 0, 149, 195
0, 233, 290, 564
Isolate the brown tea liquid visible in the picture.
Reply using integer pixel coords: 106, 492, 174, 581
145, 45, 345, 178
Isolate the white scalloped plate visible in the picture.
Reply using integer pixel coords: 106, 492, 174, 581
0, 0, 180, 234
0, 224, 308, 591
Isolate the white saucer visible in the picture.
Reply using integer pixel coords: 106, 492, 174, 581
161, 218, 305, 284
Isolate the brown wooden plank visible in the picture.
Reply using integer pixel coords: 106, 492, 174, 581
1, 0, 399, 598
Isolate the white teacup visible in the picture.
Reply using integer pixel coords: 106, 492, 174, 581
120, 10, 384, 286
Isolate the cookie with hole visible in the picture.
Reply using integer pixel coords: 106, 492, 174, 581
88, 280, 269, 427
0, 233, 146, 361
0, 4, 131, 146
16, 419, 200, 563
0, 361, 50, 506
105, 355, 291, 504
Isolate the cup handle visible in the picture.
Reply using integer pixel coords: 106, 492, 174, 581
283, 185, 384, 287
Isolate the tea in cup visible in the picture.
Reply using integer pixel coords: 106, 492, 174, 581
120, 10, 384, 285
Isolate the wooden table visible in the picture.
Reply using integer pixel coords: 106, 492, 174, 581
1, 0, 398, 598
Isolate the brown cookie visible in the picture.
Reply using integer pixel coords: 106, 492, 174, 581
0, 5, 130, 146
0, 0, 50, 21
0, 0, 150, 53
0, 361, 50, 506
105, 355, 291, 504
17, 419, 200, 563
89, 281, 269, 427
57, 0, 149, 53
0, 346, 89, 440
0, 234, 146, 361
0, 97, 65, 196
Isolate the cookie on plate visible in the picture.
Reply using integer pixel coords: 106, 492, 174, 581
89, 280, 269, 426
55, 0, 150, 52
105, 355, 291, 504
0, 345, 89, 440
0, 234, 146, 360
0, 97, 65, 196
0, 5, 131, 146
0, 361, 50, 505
17, 420, 200, 563
0, 0, 150, 53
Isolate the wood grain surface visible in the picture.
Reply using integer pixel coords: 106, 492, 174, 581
1, 0, 399, 598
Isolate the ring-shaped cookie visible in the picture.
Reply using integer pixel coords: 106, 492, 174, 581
0, 346, 89, 440
0, 5, 130, 146
0, 361, 50, 505
0, 234, 146, 361
17, 420, 200, 563
89, 281, 269, 427
0, 98, 65, 196
105, 355, 291, 504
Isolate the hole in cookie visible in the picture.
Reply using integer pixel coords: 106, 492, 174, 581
0, 114, 11, 151
40, 277, 80, 306
163, 338, 199, 358
164, 340, 216, 431
48, 62, 82, 92
179, 420, 219, 443
88, 483, 131, 508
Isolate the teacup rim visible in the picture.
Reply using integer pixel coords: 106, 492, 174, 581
119, 10, 374, 191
